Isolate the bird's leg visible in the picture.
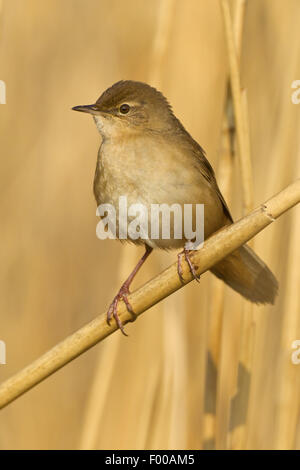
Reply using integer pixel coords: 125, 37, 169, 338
177, 246, 200, 284
107, 245, 153, 335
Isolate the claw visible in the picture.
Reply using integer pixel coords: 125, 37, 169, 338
177, 247, 200, 283
177, 251, 185, 283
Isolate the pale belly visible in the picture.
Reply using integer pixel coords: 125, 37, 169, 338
93, 135, 228, 250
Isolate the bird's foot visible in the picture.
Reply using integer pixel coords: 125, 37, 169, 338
107, 284, 136, 336
177, 247, 201, 284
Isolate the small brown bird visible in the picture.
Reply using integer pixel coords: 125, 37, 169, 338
73, 80, 278, 334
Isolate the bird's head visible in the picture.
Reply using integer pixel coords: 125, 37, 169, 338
72, 80, 177, 138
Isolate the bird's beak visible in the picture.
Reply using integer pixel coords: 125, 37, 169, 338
72, 104, 100, 115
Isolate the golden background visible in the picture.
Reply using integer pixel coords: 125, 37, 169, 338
0, 0, 299, 449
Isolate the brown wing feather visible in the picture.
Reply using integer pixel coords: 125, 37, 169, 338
176, 120, 233, 223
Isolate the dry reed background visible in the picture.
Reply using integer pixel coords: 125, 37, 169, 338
0, 0, 299, 450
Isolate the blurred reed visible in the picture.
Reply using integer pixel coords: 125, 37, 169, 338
219, 0, 256, 450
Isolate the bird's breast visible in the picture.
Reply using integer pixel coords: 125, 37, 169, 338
93, 134, 227, 248
94, 134, 176, 207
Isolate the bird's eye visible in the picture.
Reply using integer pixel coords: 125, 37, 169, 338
119, 103, 130, 114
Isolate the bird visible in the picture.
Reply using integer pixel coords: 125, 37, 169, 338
73, 80, 278, 334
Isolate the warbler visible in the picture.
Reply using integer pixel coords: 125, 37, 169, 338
73, 80, 278, 334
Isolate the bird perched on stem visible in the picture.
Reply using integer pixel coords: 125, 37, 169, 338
73, 80, 278, 334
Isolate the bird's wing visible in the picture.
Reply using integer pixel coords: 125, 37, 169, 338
169, 117, 234, 223
184, 132, 234, 223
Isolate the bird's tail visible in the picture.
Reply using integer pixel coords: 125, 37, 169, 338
210, 244, 278, 304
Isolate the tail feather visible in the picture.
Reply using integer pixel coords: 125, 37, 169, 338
210, 245, 278, 305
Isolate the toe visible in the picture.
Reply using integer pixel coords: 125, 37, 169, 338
177, 253, 185, 283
